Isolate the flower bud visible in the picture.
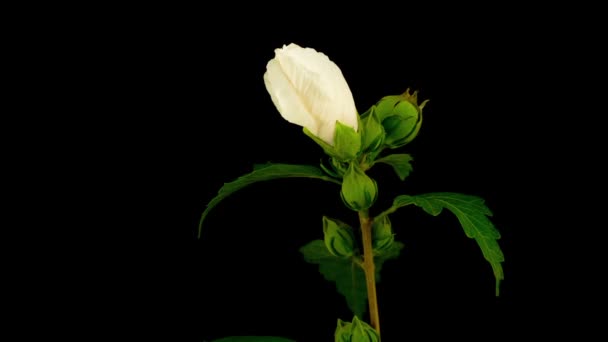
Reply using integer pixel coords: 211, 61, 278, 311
374, 88, 428, 148
335, 317, 380, 342
323, 216, 355, 258
341, 163, 378, 211
264, 43, 358, 146
372, 215, 395, 253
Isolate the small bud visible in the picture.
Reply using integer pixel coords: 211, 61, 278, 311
334, 317, 380, 342
323, 216, 355, 258
372, 215, 395, 253
374, 89, 428, 148
341, 163, 378, 211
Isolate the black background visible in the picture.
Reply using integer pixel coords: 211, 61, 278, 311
62, 8, 602, 341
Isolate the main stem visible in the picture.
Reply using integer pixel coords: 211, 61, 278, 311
359, 210, 380, 335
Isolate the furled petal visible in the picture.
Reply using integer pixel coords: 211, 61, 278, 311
264, 43, 358, 145
264, 58, 319, 134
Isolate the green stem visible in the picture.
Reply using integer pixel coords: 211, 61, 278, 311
358, 210, 380, 336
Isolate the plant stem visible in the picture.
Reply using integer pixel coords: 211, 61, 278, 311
358, 210, 380, 336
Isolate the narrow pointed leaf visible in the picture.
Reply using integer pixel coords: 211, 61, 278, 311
198, 164, 340, 238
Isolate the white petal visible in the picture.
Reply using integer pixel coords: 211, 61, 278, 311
264, 58, 319, 134
264, 43, 358, 145
276, 44, 358, 133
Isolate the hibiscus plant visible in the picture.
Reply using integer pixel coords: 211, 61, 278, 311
199, 43, 504, 342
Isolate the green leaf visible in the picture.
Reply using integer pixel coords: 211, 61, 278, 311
300, 240, 404, 316
379, 192, 504, 295
198, 164, 340, 238
211, 337, 295, 342
374, 154, 413, 181
300, 240, 367, 317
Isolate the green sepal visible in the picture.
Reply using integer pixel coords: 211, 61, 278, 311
360, 106, 385, 154
320, 158, 341, 178
303, 122, 361, 162
330, 158, 349, 177
374, 95, 402, 122
382, 109, 419, 148
334, 121, 361, 161
304, 127, 338, 158
335, 319, 350, 342
334, 316, 380, 342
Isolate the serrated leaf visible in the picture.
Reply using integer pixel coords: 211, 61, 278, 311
374, 154, 413, 181
300, 240, 403, 316
379, 192, 504, 295
300, 240, 367, 317
198, 164, 340, 238
211, 337, 295, 342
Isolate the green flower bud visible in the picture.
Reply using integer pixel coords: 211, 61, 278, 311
323, 216, 355, 258
374, 88, 428, 149
372, 215, 395, 253
341, 162, 378, 211
334, 317, 380, 342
